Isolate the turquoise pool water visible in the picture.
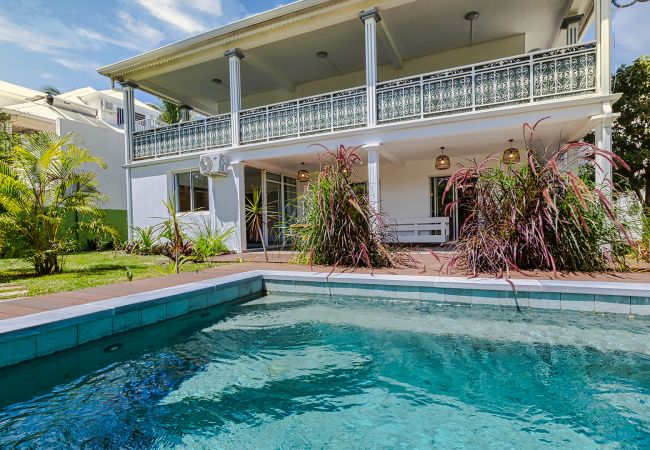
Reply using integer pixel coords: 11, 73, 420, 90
0, 295, 649, 448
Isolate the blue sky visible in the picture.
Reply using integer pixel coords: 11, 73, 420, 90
0, 0, 649, 104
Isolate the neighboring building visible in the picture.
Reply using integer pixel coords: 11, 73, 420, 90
0, 81, 159, 242
99, 0, 615, 252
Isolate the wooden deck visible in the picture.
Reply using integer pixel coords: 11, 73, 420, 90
1, 251, 649, 321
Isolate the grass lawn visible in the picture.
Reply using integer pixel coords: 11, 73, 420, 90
0, 251, 223, 299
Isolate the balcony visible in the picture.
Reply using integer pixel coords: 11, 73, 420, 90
131, 42, 596, 161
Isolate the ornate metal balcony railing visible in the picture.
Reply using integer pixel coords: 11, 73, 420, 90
239, 87, 367, 144
132, 114, 231, 160
376, 42, 596, 124
130, 42, 596, 161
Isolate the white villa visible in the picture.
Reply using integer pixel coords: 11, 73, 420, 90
98, 0, 615, 252
0, 81, 159, 240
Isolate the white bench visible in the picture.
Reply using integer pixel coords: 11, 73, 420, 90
385, 217, 450, 244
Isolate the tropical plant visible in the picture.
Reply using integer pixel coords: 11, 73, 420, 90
157, 100, 181, 124
443, 120, 632, 277
0, 132, 117, 274
612, 56, 650, 207
0, 112, 18, 164
130, 225, 159, 254
192, 218, 234, 261
245, 187, 277, 262
154, 196, 193, 273
289, 145, 402, 268
40, 85, 61, 96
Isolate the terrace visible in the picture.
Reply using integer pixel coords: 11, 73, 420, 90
130, 42, 597, 161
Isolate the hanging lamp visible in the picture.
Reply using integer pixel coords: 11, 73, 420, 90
435, 146, 451, 170
502, 139, 520, 164
297, 162, 310, 182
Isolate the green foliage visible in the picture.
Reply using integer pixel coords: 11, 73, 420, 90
158, 100, 181, 124
613, 56, 650, 206
0, 132, 118, 275
125, 265, 133, 281
289, 145, 400, 268
40, 85, 61, 96
192, 219, 234, 261
245, 187, 277, 262
446, 121, 632, 276
129, 225, 159, 254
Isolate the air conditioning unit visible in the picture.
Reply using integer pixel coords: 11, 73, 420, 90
199, 153, 228, 176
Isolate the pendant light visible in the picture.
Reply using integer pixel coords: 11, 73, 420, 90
465, 11, 480, 46
502, 139, 520, 164
435, 146, 451, 170
297, 162, 310, 182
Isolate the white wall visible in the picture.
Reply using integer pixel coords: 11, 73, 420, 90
130, 158, 210, 231
56, 118, 126, 211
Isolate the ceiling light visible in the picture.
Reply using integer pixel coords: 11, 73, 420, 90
464, 11, 480, 46
503, 139, 521, 164
316, 51, 328, 58
435, 146, 451, 171
297, 162, 310, 182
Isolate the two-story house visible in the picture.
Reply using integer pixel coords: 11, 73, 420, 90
99, 0, 615, 252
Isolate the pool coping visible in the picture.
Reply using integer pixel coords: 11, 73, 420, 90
0, 270, 648, 368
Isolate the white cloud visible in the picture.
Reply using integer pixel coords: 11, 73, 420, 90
0, 14, 80, 54
52, 58, 102, 73
40, 72, 56, 80
133, 0, 224, 34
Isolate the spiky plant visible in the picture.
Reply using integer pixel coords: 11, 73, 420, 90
443, 119, 632, 277
290, 145, 402, 268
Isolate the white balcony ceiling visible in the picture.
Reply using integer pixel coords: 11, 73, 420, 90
140, 0, 574, 115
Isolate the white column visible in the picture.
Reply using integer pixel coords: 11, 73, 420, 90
208, 161, 247, 253
360, 9, 380, 127
179, 105, 192, 122
232, 161, 246, 252
595, 0, 611, 95
225, 48, 245, 146
120, 80, 137, 240
366, 144, 381, 214
595, 103, 614, 199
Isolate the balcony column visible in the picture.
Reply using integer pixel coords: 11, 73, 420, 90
595, 102, 614, 200
119, 80, 137, 240
360, 8, 381, 127
365, 144, 381, 214
595, 0, 611, 95
225, 48, 245, 146
208, 160, 247, 253
179, 105, 192, 122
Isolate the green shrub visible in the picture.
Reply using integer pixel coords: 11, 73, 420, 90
445, 120, 632, 276
192, 220, 234, 261
289, 145, 403, 268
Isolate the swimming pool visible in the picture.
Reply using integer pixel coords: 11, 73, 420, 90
0, 294, 648, 448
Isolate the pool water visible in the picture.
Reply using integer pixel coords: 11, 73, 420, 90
0, 295, 649, 448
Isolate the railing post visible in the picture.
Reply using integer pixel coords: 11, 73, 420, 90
529, 54, 534, 102
225, 48, 245, 146
119, 80, 137, 241
360, 8, 381, 127
471, 66, 476, 111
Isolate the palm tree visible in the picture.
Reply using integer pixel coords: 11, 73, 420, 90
40, 85, 61, 96
0, 132, 117, 274
158, 100, 181, 124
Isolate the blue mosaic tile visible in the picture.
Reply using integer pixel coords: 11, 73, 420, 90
78, 317, 113, 344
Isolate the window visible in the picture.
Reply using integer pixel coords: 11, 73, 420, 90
116, 108, 145, 126
174, 171, 209, 212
